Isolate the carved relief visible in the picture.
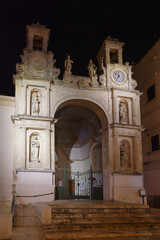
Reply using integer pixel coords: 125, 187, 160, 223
64, 55, 74, 73
30, 89, 41, 116
99, 72, 106, 87
15, 47, 60, 79
120, 140, 130, 168
119, 100, 128, 124
87, 59, 99, 87
30, 133, 40, 162
30, 53, 47, 72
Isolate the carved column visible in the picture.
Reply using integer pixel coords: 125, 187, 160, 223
46, 87, 50, 117
45, 129, 51, 169
113, 135, 120, 172
105, 48, 110, 64
51, 123, 55, 170
118, 49, 123, 64
133, 136, 143, 174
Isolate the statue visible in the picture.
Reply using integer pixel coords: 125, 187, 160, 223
16, 62, 24, 76
30, 134, 40, 162
64, 55, 74, 72
87, 59, 99, 87
119, 101, 128, 124
99, 73, 106, 87
120, 140, 130, 168
87, 59, 97, 78
31, 91, 41, 116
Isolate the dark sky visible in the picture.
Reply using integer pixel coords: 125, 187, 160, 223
0, 0, 159, 96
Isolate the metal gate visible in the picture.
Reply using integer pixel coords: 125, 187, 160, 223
55, 167, 103, 200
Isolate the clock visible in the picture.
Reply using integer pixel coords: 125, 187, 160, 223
112, 70, 125, 83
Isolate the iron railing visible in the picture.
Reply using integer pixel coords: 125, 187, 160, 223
55, 166, 103, 200
147, 195, 160, 209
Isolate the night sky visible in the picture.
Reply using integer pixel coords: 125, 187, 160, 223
0, 0, 159, 96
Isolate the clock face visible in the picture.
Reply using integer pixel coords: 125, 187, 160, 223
113, 70, 125, 83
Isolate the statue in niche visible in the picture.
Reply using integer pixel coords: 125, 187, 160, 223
87, 59, 99, 87
120, 140, 130, 168
30, 134, 40, 162
64, 55, 74, 73
31, 90, 41, 116
119, 101, 128, 124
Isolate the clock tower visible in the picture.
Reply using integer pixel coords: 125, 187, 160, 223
97, 36, 137, 90
96, 37, 144, 201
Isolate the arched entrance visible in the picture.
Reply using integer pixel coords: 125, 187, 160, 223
54, 99, 108, 200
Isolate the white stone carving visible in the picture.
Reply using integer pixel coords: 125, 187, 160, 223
119, 100, 128, 124
30, 89, 41, 116
120, 140, 130, 169
30, 133, 40, 162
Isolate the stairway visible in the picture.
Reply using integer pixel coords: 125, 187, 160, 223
12, 204, 46, 240
42, 201, 160, 240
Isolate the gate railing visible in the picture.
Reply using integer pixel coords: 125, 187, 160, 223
55, 166, 103, 200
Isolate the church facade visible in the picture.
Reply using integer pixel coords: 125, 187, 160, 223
0, 23, 145, 212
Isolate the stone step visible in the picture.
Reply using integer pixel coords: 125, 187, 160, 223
51, 208, 150, 215
52, 211, 160, 219
51, 216, 160, 224
14, 204, 37, 217
43, 203, 160, 240
43, 222, 160, 232
44, 229, 160, 240
13, 216, 41, 227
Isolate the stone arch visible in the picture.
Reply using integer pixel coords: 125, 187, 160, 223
53, 98, 109, 200
53, 98, 109, 128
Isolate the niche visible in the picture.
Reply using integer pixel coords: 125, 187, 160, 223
119, 100, 129, 124
120, 140, 131, 170
30, 89, 41, 116
29, 133, 41, 163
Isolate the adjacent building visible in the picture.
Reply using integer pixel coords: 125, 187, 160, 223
133, 38, 160, 197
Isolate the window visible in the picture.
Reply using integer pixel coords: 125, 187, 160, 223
147, 84, 155, 102
33, 35, 43, 50
110, 49, 118, 63
151, 134, 159, 151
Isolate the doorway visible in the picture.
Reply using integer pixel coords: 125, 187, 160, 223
54, 102, 104, 200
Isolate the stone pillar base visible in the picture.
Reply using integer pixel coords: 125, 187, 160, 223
15, 170, 55, 204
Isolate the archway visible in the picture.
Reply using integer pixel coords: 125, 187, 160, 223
54, 99, 108, 200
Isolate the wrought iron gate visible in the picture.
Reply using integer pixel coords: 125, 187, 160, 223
55, 167, 103, 200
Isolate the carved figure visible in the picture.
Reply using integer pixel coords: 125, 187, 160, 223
16, 63, 24, 75
31, 91, 41, 116
30, 134, 40, 162
99, 73, 106, 86
119, 101, 128, 124
120, 140, 130, 168
87, 59, 97, 77
64, 55, 74, 72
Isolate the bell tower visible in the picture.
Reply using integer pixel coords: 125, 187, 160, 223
26, 23, 50, 52
12, 23, 60, 202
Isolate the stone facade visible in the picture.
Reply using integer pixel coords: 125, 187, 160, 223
0, 23, 145, 207
133, 38, 160, 196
